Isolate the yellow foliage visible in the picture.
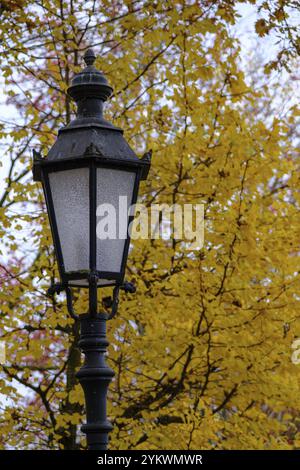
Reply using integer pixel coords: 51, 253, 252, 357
0, 0, 299, 451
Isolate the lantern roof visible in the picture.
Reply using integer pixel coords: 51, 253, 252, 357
33, 48, 151, 180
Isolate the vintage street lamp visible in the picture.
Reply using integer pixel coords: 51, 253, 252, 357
32, 48, 151, 450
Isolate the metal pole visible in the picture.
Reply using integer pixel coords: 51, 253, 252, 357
76, 313, 114, 450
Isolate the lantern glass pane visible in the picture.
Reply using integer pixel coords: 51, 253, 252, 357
49, 167, 89, 273
96, 167, 136, 274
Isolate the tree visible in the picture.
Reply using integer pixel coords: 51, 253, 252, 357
0, 0, 299, 449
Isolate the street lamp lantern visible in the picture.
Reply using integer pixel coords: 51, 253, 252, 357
33, 48, 150, 291
32, 48, 151, 450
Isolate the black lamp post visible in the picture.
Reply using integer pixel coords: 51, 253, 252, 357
32, 48, 151, 450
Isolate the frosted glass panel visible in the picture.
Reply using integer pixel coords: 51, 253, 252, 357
69, 278, 115, 287
96, 168, 135, 273
49, 168, 89, 272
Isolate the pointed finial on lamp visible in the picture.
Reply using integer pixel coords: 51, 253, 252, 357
84, 48, 96, 67
67, 47, 114, 125
141, 149, 152, 162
